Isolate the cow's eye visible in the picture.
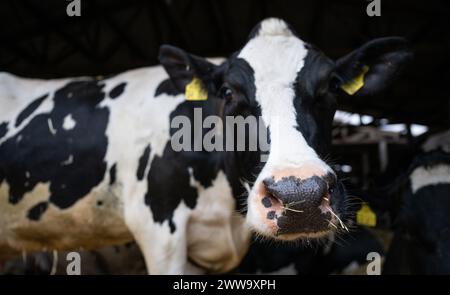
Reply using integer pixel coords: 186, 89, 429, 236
328, 74, 341, 93
220, 86, 233, 101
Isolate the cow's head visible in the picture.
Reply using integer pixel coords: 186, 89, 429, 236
160, 18, 412, 241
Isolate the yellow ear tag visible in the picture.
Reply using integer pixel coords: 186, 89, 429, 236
185, 77, 208, 101
340, 66, 370, 95
356, 202, 377, 227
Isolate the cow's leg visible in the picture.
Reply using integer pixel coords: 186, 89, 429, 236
124, 200, 190, 275
134, 222, 188, 275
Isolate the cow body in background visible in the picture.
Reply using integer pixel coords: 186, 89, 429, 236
383, 148, 450, 274
0, 18, 411, 274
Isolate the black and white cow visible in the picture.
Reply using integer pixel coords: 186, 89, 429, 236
0, 18, 411, 274
383, 137, 450, 274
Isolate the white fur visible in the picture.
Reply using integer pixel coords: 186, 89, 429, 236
187, 169, 250, 273
410, 164, 450, 194
238, 18, 332, 235
62, 114, 76, 130
257, 18, 293, 37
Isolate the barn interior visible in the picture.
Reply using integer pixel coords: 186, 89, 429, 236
0, 0, 449, 275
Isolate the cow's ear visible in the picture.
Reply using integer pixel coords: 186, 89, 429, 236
159, 45, 217, 92
332, 37, 413, 96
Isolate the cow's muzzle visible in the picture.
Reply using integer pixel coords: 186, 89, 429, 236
248, 169, 343, 240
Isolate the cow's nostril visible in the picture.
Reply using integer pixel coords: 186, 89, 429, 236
261, 178, 284, 210
261, 193, 281, 208
266, 191, 282, 207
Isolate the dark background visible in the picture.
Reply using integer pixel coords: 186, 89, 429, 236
0, 0, 449, 128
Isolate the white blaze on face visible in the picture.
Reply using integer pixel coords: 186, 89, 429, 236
238, 18, 333, 236
238, 19, 331, 171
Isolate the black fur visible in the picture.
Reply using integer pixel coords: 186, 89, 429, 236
384, 151, 450, 274
136, 145, 151, 181
109, 163, 117, 185
294, 49, 336, 157
239, 227, 384, 274
155, 79, 182, 97
109, 82, 127, 99
15, 94, 48, 127
0, 122, 7, 139
27, 201, 49, 221
0, 80, 109, 211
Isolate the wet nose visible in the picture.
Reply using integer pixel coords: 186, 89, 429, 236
262, 174, 337, 235
263, 175, 331, 208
